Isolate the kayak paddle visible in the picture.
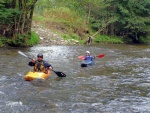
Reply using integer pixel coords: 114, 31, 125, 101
78, 56, 86, 60
18, 51, 66, 77
78, 54, 105, 60
52, 70, 66, 77
97, 54, 105, 58
18, 51, 33, 60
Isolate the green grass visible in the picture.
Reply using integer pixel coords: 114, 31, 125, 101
62, 33, 84, 44
26, 32, 39, 46
94, 35, 124, 44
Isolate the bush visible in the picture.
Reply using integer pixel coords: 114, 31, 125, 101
0, 37, 10, 47
26, 32, 39, 46
62, 34, 71, 40
0, 32, 39, 47
94, 35, 123, 44
139, 36, 150, 44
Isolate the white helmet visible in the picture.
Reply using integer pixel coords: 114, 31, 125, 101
86, 51, 90, 54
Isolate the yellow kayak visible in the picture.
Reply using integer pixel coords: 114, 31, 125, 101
24, 71, 51, 81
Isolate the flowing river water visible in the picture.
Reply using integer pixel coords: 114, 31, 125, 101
0, 44, 150, 113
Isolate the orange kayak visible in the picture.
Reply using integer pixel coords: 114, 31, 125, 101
24, 71, 51, 81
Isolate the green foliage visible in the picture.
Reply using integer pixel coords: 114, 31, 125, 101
35, 0, 85, 16
7, 34, 28, 46
62, 34, 80, 40
113, 0, 150, 43
0, 3, 20, 24
71, 34, 79, 40
0, 41, 2, 47
62, 34, 71, 40
88, 0, 150, 44
34, 15, 46, 21
94, 35, 124, 44
0, 32, 39, 47
43, 7, 86, 28
0, 0, 38, 47
122, 37, 133, 44
0, 37, 7, 47
1, 0, 149, 47
62, 33, 84, 44
34, 6, 88, 41
26, 32, 39, 46
34, 0, 150, 44
139, 36, 150, 44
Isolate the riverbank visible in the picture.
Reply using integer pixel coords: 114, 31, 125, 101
32, 22, 80, 46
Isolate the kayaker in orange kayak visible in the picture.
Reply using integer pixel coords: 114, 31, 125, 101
28, 53, 53, 75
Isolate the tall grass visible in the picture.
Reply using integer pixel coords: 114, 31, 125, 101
94, 35, 124, 44
43, 7, 86, 26
34, 7, 88, 35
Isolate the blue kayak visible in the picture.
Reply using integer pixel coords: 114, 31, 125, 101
81, 60, 95, 67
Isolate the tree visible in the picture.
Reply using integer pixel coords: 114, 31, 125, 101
0, 0, 38, 46
105, 0, 150, 43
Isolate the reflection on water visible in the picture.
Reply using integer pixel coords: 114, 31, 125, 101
0, 44, 150, 113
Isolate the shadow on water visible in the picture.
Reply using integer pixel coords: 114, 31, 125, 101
0, 44, 150, 113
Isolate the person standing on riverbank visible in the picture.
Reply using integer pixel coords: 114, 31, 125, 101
84, 36, 93, 45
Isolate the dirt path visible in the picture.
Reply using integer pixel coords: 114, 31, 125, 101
32, 23, 68, 45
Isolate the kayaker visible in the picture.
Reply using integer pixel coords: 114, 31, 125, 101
80, 51, 95, 67
84, 51, 95, 61
28, 53, 53, 75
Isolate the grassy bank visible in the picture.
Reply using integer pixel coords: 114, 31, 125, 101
33, 7, 124, 44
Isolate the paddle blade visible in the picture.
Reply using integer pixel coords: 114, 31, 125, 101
52, 70, 66, 77
18, 51, 32, 60
97, 54, 105, 58
18, 51, 28, 57
78, 56, 85, 60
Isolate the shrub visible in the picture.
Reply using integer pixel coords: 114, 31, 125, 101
94, 35, 124, 44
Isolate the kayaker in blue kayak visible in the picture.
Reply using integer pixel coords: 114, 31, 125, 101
28, 53, 53, 75
81, 51, 95, 67
84, 51, 95, 61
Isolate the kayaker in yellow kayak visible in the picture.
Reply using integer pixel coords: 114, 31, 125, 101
28, 53, 53, 75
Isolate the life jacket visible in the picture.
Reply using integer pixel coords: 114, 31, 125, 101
33, 60, 47, 73
85, 55, 94, 61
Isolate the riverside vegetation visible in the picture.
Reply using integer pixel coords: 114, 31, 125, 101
0, 0, 150, 47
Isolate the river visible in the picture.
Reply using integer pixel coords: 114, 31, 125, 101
0, 44, 150, 113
